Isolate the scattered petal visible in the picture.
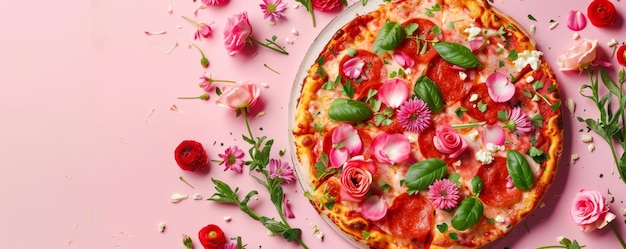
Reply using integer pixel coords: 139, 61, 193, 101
572, 32, 580, 40
566, 98, 575, 116
193, 193, 202, 200
361, 196, 387, 221
170, 193, 188, 203
486, 72, 515, 102
168, 0, 173, 13
223, 216, 232, 222
607, 38, 618, 47
529, 24, 536, 35
291, 28, 299, 36
342, 57, 365, 79
566, 10, 587, 31
469, 36, 485, 51
283, 194, 295, 218
145, 30, 167, 35
194, 4, 207, 16
261, 82, 270, 88
581, 134, 593, 143
371, 133, 410, 164
145, 108, 156, 123
393, 51, 415, 68
571, 154, 580, 164
378, 79, 409, 108
588, 143, 595, 152
166, 42, 179, 55
480, 125, 506, 146
158, 222, 166, 232
549, 21, 559, 30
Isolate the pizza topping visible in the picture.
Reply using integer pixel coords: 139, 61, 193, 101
427, 178, 460, 209
463, 24, 481, 41
475, 149, 494, 165
341, 57, 365, 79
397, 98, 432, 133
328, 98, 373, 122
433, 124, 468, 159
451, 197, 484, 230
372, 21, 405, 54
470, 36, 485, 52
405, 158, 448, 191
513, 50, 543, 72
414, 75, 445, 113
392, 51, 415, 68
486, 72, 515, 102
507, 107, 533, 134
378, 79, 409, 109
361, 195, 388, 221
328, 124, 362, 167
371, 133, 411, 164
506, 150, 535, 190
479, 124, 506, 146
458, 71, 468, 80
340, 156, 375, 202
566, 10, 587, 31
433, 42, 483, 68
387, 193, 434, 241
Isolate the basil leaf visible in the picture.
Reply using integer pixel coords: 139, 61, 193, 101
451, 197, 483, 230
471, 176, 483, 196
404, 158, 448, 191
526, 146, 548, 163
328, 98, 373, 122
413, 75, 444, 113
433, 42, 483, 68
506, 150, 535, 190
372, 21, 405, 54
448, 173, 461, 187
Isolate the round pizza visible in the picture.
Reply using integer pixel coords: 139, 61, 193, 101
291, 0, 563, 248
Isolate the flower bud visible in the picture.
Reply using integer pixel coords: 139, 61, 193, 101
182, 234, 193, 249
201, 57, 209, 68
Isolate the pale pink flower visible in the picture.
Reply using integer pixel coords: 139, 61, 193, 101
216, 82, 260, 111
469, 36, 485, 51
427, 179, 460, 209
479, 125, 505, 146
361, 195, 387, 221
397, 99, 431, 133
571, 189, 616, 232
378, 79, 409, 109
486, 72, 514, 103
567, 10, 587, 31
195, 23, 213, 40
371, 133, 410, 164
223, 12, 253, 56
260, 0, 287, 22
202, 0, 229, 5
218, 145, 245, 173
557, 39, 598, 71
342, 57, 365, 79
269, 158, 296, 183
329, 124, 362, 168
433, 124, 468, 159
339, 156, 375, 202
508, 107, 533, 135
283, 194, 295, 218
393, 51, 414, 68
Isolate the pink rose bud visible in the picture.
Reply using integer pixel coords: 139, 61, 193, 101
570, 189, 616, 232
223, 12, 253, 56
433, 124, 468, 159
216, 82, 261, 111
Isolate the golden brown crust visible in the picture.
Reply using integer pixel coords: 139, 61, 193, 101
292, 0, 562, 248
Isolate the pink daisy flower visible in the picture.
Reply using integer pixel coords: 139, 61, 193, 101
508, 107, 533, 134
397, 98, 431, 133
427, 179, 460, 210
259, 0, 287, 22
218, 145, 245, 173
202, 0, 230, 5
269, 158, 296, 183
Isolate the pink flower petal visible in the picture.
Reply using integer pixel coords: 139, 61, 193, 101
332, 124, 362, 155
329, 147, 349, 168
567, 10, 587, 31
342, 57, 365, 79
283, 194, 295, 219
393, 51, 415, 68
480, 125, 506, 146
485, 72, 514, 102
378, 79, 409, 109
361, 196, 387, 221
371, 133, 410, 164
470, 36, 485, 52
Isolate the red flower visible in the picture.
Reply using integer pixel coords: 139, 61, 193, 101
198, 224, 226, 249
312, 0, 340, 12
174, 140, 208, 172
587, 0, 617, 27
617, 44, 626, 67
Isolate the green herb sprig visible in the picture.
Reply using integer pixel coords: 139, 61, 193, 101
295, 0, 316, 27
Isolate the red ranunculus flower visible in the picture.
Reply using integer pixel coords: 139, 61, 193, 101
198, 224, 226, 249
617, 44, 626, 67
587, 0, 617, 27
312, 0, 340, 12
174, 140, 208, 172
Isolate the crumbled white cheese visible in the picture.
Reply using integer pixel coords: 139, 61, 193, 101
261, 82, 270, 88
464, 25, 482, 41
539, 202, 545, 208
468, 129, 479, 141
571, 154, 580, 164
495, 215, 505, 223
475, 149, 494, 165
158, 222, 166, 232
485, 143, 504, 152
514, 50, 543, 72
572, 33, 580, 40
607, 38, 618, 47
469, 94, 479, 102
286, 37, 294, 45
525, 75, 534, 83
530, 25, 536, 35
291, 28, 299, 36
407, 133, 418, 143
581, 134, 593, 143
566, 98, 575, 117
170, 193, 188, 203
453, 160, 462, 167
223, 216, 232, 222
459, 71, 468, 80
621, 207, 626, 216
549, 22, 559, 30
193, 193, 202, 200
588, 144, 595, 152
406, 68, 413, 75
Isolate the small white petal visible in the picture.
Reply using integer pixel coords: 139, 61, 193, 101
572, 33, 580, 40
193, 193, 202, 200
170, 193, 188, 203
261, 82, 270, 88
566, 98, 575, 117
588, 144, 595, 152
571, 154, 580, 164
223, 216, 232, 222
581, 134, 593, 143
549, 22, 559, 30
607, 38, 618, 47
620, 207, 626, 216
158, 222, 166, 232
530, 25, 536, 35
291, 28, 299, 36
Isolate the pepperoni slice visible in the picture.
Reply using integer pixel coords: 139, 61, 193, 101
387, 193, 434, 242
476, 157, 522, 207
339, 50, 386, 100
460, 83, 510, 124
395, 18, 440, 63
426, 58, 476, 103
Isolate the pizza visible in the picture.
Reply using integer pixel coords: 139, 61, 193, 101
291, 0, 563, 248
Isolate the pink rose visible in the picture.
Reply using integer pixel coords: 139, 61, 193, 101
433, 124, 467, 159
339, 156, 375, 202
223, 12, 252, 56
570, 189, 616, 232
556, 39, 598, 71
216, 82, 260, 111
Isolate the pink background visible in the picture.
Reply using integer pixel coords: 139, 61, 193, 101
1, 0, 625, 248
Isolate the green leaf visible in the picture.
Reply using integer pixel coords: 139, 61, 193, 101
404, 158, 448, 191
449, 232, 459, 241
328, 98, 373, 122
523, 90, 533, 98
448, 173, 462, 187
455, 107, 467, 118
526, 146, 548, 163
346, 47, 357, 57
341, 81, 355, 98
324, 201, 335, 209
430, 3, 441, 11
497, 110, 509, 122
528, 14, 537, 21
477, 101, 487, 113
530, 114, 544, 127
532, 80, 544, 91
436, 223, 449, 233
471, 176, 483, 196
600, 69, 622, 97
269, 183, 284, 214
451, 197, 483, 230
619, 152, 626, 184
551, 101, 561, 111
404, 23, 418, 36
380, 180, 391, 192
434, 42, 482, 68
432, 25, 441, 36
373, 21, 405, 54
506, 150, 535, 190
547, 84, 557, 92
413, 75, 444, 113
362, 230, 370, 240
507, 49, 518, 60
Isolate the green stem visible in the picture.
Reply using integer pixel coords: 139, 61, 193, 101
191, 43, 206, 58
296, 238, 309, 249
606, 137, 626, 183
181, 15, 200, 27
610, 221, 626, 249
243, 111, 255, 145
249, 37, 289, 55
451, 121, 486, 129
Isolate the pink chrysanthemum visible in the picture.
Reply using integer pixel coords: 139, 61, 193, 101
508, 106, 533, 134
218, 145, 245, 173
202, 0, 229, 5
259, 0, 287, 22
397, 98, 431, 132
427, 179, 460, 210
269, 158, 296, 183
